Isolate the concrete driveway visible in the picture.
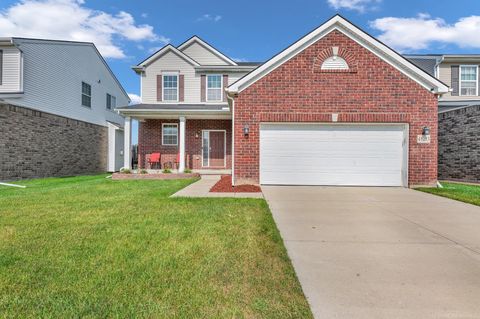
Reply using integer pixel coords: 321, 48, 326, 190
262, 186, 480, 319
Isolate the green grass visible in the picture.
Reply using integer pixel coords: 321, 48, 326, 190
416, 182, 480, 206
0, 175, 312, 318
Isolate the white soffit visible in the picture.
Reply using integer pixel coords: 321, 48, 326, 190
227, 15, 449, 95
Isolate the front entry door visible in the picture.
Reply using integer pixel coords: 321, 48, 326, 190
202, 130, 226, 167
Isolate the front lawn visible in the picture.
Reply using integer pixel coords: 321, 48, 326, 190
0, 175, 312, 318
416, 181, 480, 206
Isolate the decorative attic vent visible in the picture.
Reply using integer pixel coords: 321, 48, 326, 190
313, 46, 357, 73
321, 47, 349, 70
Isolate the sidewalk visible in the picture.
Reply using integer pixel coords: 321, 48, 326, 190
171, 175, 263, 198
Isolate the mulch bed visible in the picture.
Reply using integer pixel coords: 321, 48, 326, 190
112, 173, 200, 180
210, 175, 262, 193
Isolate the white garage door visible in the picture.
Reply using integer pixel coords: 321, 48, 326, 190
260, 124, 408, 186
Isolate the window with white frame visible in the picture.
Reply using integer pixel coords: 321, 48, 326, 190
163, 74, 178, 101
162, 123, 178, 145
207, 74, 222, 101
106, 93, 116, 110
81, 82, 92, 107
460, 66, 478, 96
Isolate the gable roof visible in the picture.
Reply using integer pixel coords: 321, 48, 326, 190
177, 36, 237, 66
137, 44, 200, 68
227, 15, 449, 95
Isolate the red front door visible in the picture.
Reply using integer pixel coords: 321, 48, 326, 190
207, 131, 225, 167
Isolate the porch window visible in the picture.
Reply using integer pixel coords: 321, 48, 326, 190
81, 82, 91, 107
163, 74, 178, 102
206, 74, 222, 101
460, 65, 478, 96
162, 123, 178, 145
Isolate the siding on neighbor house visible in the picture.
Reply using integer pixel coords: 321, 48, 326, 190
438, 105, 480, 183
180, 42, 229, 65
141, 50, 246, 104
0, 46, 22, 93
439, 62, 480, 101
233, 30, 438, 187
0, 103, 108, 181
1, 39, 128, 127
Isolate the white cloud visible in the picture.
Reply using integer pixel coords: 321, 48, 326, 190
0, 0, 169, 58
370, 14, 480, 51
196, 14, 222, 22
128, 93, 141, 105
327, 0, 381, 12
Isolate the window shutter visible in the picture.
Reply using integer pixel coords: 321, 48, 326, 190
223, 75, 228, 102
157, 74, 163, 101
451, 65, 459, 96
201, 75, 206, 102
179, 74, 185, 102
0, 50, 3, 86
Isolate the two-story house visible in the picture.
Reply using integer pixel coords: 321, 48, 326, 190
406, 54, 480, 183
0, 38, 129, 181
119, 15, 449, 188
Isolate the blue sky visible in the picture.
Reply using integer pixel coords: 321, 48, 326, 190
1, 0, 480, 142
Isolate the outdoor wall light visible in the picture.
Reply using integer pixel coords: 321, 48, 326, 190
422, 126, 430, 136
243, 125, 250, 136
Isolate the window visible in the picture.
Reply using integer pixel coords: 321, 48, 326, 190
206, 74, 222, 101
163, 74, 178, 101
106, 93, 116, 110
460, 65, 478, 96
162, 123, 178, 145
0, 50, 3, 85
82, 82, 92, 107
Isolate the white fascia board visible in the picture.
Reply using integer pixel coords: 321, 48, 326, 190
228, 15, 449, 95
139, 45, 200, 67
177, 36, 237, 66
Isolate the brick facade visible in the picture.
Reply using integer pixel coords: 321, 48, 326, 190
438, 106, 480, 183
233, 30, 438, 186
0, 103, 108, 181
138, 119, 232, 170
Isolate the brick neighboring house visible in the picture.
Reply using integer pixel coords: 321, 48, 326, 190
405, 54, 480, 183
118, 15, 449, 187
0, 38, 129, 181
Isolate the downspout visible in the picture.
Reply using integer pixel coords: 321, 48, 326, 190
226, 90, 235, 186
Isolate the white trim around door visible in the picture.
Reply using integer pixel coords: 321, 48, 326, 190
202, 129, 227, 168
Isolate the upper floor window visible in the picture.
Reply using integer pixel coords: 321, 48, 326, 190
106, 93, 116, 110
460, 65, 478, 96
163, 73, 178, 102
207, 74, 222, 102
82, 82, 92, 107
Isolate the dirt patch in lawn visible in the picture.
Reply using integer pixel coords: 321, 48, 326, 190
210, 175, 262, 193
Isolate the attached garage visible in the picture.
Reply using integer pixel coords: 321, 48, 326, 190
259, 124, 408, 187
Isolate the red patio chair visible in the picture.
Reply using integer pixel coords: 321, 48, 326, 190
148, 153, 161, 169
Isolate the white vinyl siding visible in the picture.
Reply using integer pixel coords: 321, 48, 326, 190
0, 46, 22, 93
206, 74, 222, 101
181, 42, 229, 65
460, 65, 478, 96
162, 123, 178, 145
1, 39, 128, 126
260, 124, 408, 187
141, 50, 248, 104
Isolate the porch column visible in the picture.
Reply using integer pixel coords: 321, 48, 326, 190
123, 116, 132, 169
179, 116, 186, 173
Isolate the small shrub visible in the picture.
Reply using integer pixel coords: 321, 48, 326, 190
120, 168, 131, 174
184, 168, 192, 174
162, 168, 172, 174
139, 169, 148, 174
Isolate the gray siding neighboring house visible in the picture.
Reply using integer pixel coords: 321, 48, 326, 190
0, 38, 129, 181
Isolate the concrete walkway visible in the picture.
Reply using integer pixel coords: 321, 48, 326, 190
171, 175, 263, 198
263, 186, 480, 319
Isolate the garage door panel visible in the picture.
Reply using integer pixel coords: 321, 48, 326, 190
259, 124, 407, 186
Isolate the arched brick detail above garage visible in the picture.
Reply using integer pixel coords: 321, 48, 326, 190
313, 46, 358, 73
